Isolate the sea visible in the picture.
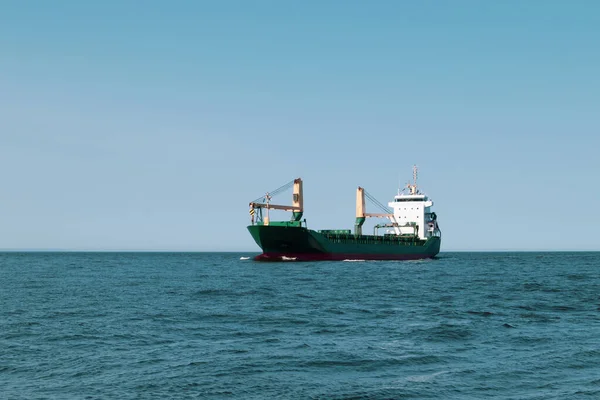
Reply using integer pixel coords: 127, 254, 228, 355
1, 252, 599, 399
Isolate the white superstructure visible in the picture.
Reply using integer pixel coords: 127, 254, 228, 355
386, 166, 440, 240
354, 165, 441, 239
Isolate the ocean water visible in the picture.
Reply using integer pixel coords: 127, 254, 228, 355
1, 252, 599, 399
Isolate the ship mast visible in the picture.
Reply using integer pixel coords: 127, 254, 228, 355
413, 164, 418, 189
407, 164, 418, 195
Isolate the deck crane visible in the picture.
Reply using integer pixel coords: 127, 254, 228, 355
354, 186, 398, 235
249, 178, 303, 226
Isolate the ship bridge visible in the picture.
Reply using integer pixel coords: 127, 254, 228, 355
353, 165, 440, 240
386, 167, 439, 240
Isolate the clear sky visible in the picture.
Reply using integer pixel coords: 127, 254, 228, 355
1, 1, 599, 251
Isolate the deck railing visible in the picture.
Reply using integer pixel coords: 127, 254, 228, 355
319, 232, 426, 246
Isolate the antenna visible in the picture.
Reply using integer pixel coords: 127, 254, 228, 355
413, 164, 418, 189
405, 165, 419, 195
404, 165, 420, 195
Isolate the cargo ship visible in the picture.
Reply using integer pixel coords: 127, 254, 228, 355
247, 166, 441, 261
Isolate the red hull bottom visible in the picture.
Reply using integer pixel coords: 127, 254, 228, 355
254, 252, 435, 262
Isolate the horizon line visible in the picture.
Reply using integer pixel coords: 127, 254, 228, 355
1, 249, 599, 253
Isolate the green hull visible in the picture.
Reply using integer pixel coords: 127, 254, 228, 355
247, 224, 440, 261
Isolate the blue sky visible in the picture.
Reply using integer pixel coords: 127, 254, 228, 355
1, 1, 599, 251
